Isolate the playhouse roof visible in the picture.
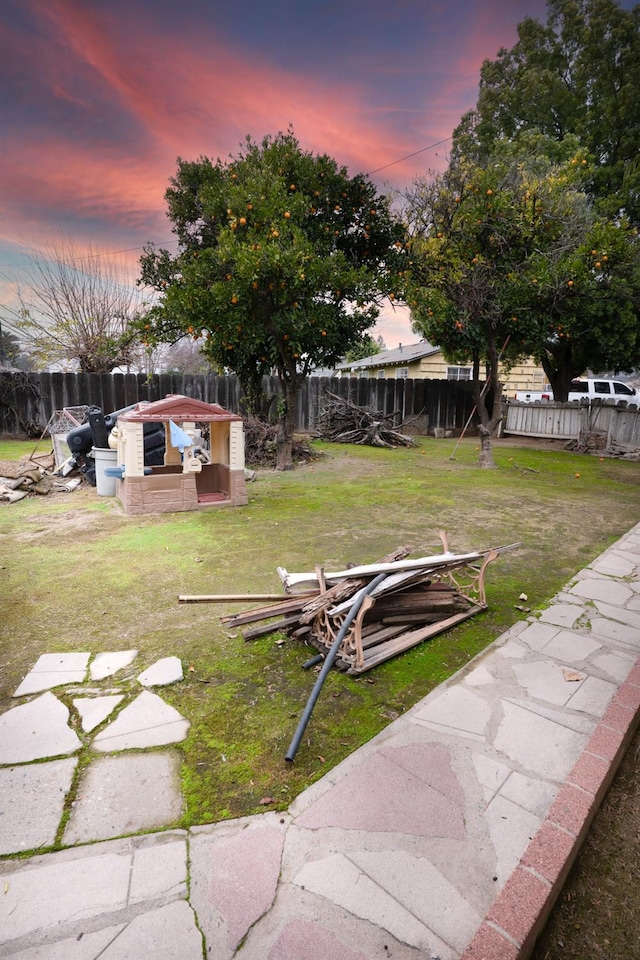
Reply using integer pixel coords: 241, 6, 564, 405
118, 395, 243, 423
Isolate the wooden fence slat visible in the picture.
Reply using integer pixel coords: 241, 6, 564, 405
1, 371, 482, 438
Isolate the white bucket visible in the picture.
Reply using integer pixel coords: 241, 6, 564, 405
92, 446, 118, 496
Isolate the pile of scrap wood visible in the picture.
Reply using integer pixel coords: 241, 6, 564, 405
313, 392, 417, 448
180, 536, 510, 674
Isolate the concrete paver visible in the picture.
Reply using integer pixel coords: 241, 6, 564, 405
98, 900, 202, 959
539, 628, 602, 663
494, 699, 590, 779
89, 651, 137, 681
590, 616, 640, 649
591, 649, 636, 681
63, 752, 183, 844
569, 577, 632, 605
0, 693, 81, 764
189, 815, 286, 955
0, 524, 639, 959
137, 656, 183, 687
0, 832, 189, 955
294, 742, 465, 837
0, 759, 77, 855
73, 695, 124, 733
538, 603, 585, 628
5, 924, 126, 960
411, 685, 492, 740
91, 690, 189, 751
13, 653, 91, 697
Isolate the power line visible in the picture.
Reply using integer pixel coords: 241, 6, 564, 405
366, 136, 452, 176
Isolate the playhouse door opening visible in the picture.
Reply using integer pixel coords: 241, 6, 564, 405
195, 463, 230, 504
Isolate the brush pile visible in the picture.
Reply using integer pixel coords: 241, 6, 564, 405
243, 417, 318, 467
314, 392, 417, 448
181, 538, 506, 674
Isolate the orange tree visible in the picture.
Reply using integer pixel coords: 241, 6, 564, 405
138, 131, 407, 469
403, 135, 640, 466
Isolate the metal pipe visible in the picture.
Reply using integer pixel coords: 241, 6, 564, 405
285, 573, 387, 762
301, 654, 324, 670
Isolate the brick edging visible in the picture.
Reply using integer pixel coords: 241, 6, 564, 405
462, 657, 640, 960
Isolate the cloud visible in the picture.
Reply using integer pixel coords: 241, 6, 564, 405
0, 0, 551, 335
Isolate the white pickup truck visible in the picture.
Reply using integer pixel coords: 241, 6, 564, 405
513, 378, 637, 403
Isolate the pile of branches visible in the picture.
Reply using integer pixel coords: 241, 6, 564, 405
243, 417, 318, 467
314, 392, 417, 448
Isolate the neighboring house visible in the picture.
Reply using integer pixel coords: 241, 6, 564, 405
335, 340, 550, 395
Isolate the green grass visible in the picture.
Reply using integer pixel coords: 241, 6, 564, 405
1, 435, 639, 834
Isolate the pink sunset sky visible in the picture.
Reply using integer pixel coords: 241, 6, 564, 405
1, 0, 555, 346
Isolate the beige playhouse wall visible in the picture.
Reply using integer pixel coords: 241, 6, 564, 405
117, 465, 248, 516
117, 471, 199, 515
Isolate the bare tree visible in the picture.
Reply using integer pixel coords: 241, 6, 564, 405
162, 337, 219, 375
12, 238, 149, 373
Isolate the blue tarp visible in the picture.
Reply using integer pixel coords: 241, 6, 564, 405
169, 420, 193, 452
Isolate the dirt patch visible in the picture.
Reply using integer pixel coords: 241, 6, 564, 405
495, 435, 571, 452
10, 506, 118, 541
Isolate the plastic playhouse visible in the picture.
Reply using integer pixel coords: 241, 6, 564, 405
112, 395, 248, 515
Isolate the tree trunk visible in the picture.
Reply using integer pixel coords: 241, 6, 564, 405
477, 423, 496, 468
541, 348, 578, 402
472, 335, 504, 469
276, 376, 297, 470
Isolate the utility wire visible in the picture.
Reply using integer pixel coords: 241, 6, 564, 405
366, 136, 452, 176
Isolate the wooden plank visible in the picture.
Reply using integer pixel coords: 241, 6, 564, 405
364, 595, 466, 614
359, 623, 411, 649
242, 615, 301, 640
220, 595, 317, 627
348, 606, 484, 674
380, 613, 463, 624
178, 593, 316, 604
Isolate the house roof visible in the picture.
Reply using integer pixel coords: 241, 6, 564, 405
336, 340, 440, 371
118, 395, 243, 423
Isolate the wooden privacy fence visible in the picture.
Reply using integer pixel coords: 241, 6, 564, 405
504, 399, 640, 451
0, 371, 477, 438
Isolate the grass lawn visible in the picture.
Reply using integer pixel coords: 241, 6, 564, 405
1, 434, 639, 831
